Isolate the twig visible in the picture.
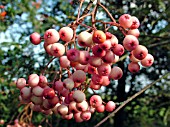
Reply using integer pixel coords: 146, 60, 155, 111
94, 72, 170, 127
148, 40, 170, 48
97, 2, 116, 23
41, 57, 56, 75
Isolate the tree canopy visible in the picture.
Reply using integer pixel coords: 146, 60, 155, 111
0, 0, 170, 127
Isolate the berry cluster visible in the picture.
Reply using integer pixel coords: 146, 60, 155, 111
16, 13, 154, 122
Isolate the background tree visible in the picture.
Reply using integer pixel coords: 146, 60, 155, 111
0, 0, 170, 127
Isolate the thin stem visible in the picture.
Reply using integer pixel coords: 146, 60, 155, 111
97, 2, 116, 23
76, 0, 85, 23
94, 72, 170, 127
41, 57, 56, 75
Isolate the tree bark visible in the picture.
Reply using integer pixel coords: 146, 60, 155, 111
114, 61, 126, 127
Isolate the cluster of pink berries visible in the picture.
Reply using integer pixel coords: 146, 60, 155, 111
4, 119, 41, 127
16, 74, 116, 122
16, 14, 154, 122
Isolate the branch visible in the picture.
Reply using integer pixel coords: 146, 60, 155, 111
94, 72, 170, 127
41, 57, 56, 75
148, 40, 170, 48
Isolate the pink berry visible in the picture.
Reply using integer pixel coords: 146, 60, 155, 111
32, 86, 44, 96
74, 63, 86, 71
62, 113, 73, 120
99, 39, 112, 51
128, 62, 140, 73
119, 14, 132, 29
74, 112, 84, 123
48, 96, 59, 107
63, 78, 74, 90
105, 101, 116, 112
69, 101, 79, 113
96, 104, 105, 113
60, 87, 70, 97
76, 100, 88, 112
78, 31, 93, 47
90, 95, 102, 108
59, 26, 73, 42
129, 51, 140, 62
141, 54, 154, 67
31, 95, 43, 105
44, 29, 60, 44
38, 75, 48, 88
66, 48, 80, 62
111, 44, 125, 56
101, 76, 110, 86
50, 43, 65, 57
80, 111, 91, 121
127, 29, 140, 38
105, 32, 113, 39
53, 81, 64, 92
44, 42, 53, 55
16, 78, 26, 89
87, 64, 97, 75
89, 81, 101, 90
123, 35, 139, 51
92, 44, 106, 57
91, 74, 103, 85
110, 35, 118, 47
57, 104, 69, 116
30, 32, 41, 45
92, 30, 106, 44
20, 87, 31, 99
73, 90, 85, 103
78, 51, 90, 65
130, 16, 140, 29
43, 87, 55, 99
88, 56, 102, 67
102, 50, 115, 64
72, 70, 86, 83
109, 66, 123, 80
133, 45, 148, 60
59, 56, 70, 68
28, 74, 39, 87
97, 63, 111, 76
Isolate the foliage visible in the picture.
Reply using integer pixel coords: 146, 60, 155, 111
0, 0, 170, 127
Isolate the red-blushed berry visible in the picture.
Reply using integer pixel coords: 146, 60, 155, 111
105, 101, 116, 112
95, 104, 105, 113
50, 43, 65, 57
30, 32, 41, 45
128, 62, 140, 73
76, 100, 89, 112
111, 44, 125, 56
63, 78, 74, 90
16, 78, 26, 89
59, 56, 70, 68
123, 35, 139, 51
72, 70, 86, 83
133, 45, 148, 60
141, 54, 154, 67
92, 30, 106, 44
109, 66, 123, 80
90, 95, 102, 108
44, 29, 60, 44
59, 26, 73, 42
78, 31, 93, 47
74, 112, 84, 123
43, 87, 55, 99
80, 111, 91, 121
130, 16, 140, 29
73, 90, 85, 103
119, 14, 132, 29
57, 104, 69, 116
